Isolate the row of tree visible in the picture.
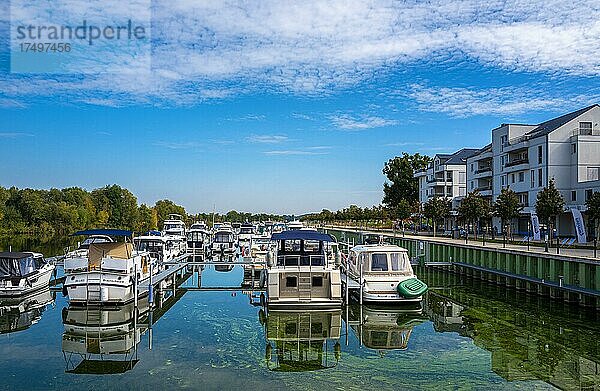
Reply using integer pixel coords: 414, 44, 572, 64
0, 185, 285, 235
302, 205, 391, 223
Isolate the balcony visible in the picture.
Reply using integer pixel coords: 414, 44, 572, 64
505, 157, 529, 168
475, 167, 492, 174
502, 135, 530, 152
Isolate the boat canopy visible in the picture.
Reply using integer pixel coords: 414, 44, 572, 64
71, 229, 133, 237
0, 253, 44, 278
272, 230, 335, 242
88, 243, 134, 268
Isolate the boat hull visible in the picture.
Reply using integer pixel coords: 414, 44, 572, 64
64, 272, 142, 305
0, 265, 55, 297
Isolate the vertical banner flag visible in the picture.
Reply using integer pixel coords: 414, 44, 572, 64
530, 213, 541, 240
571, 208, 587, 243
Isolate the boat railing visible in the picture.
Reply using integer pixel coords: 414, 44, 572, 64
276, 254, 326, 267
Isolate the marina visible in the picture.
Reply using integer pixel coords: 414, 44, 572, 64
1, 227, 599, 390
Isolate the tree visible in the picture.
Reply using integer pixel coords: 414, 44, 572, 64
586, 192, 600, 239
382, 153, 431, 208
153, 199, 186, 229
493, 187, 522, 236
423, 196, 451, 237
535, 179, 565, 243
457, 191, 490, 239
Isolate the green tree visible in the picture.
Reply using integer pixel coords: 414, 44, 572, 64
423, 196, 451, 237
91, 185, 139, 229
535, 179, 565, 243
586, 191, 600, 239
382, 153, 431, 208
493, 187, 523, 236
457, 191, 490, 239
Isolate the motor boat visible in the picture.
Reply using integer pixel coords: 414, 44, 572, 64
63, 229, 153, 305
238, 222, 256, 250
134, 232, 181, 263
187, 224, 211, 255
344, 243, 428, 303
287, 220, 304, 230
211, 226, 236, 254
162, 214, 187, 237
65, 234, 114, 259
0, 252, 55, 297
264, 230, 342, 309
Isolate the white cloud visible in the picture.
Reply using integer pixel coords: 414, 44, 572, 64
264, 148, 328, 156
330, 114, 398, 130
409, 84, 600, 117
153, 141, 203, 150
0, 132, 33, 138
3, 1, 600, 105
247, 134, 289, 143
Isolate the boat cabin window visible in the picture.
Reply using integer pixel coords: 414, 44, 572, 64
0, 256, 43, 277
283, 240, 302, 252
312, 276, 323, 287
371, 253, 388, 271
136, 240, 164, 252
240, 227, 253, 234
285, 276, 297, 287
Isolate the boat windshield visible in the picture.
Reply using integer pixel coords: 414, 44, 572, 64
0, 256, 44, 277
214, 233, 232, 243
277, 239, 324, 266
164, 224, 184, 230
240, 227, 253, 234
369, 252, 412, 273
187, 232, 205, 241
135, 240, 164, 252
80, 236, 112, 249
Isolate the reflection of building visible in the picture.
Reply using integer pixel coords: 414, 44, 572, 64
425, 283, 600, 390
346, 304, 425, 351
0, 289, 54, 334
261, 310, 342, 372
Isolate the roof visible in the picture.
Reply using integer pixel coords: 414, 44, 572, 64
525, 104, 599, 138
271, 230, 336, 242
0, 252, 35, 260
443, 148, 480, 165
72, 229, 133, 237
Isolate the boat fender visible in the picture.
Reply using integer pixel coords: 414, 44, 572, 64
265, 343, 272, 360
62, 284, 68, 297
259, 270, 266, 288
265, 251, 273, 267
258, 308, 267, 326
334, 252, 341, 267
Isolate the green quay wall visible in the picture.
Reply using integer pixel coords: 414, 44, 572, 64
325, 228, 600, 309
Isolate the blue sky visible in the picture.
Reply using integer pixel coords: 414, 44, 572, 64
1, 1, 600, 214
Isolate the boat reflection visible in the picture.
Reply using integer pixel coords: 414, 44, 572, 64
214, 254, 236, 272
260, 309, 342, 372
345, 303, 426, 351
0, 288, 54, 334
61, 300, 150, 374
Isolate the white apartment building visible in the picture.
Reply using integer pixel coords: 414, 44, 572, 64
415, 148, 479, 229
465, 104, 600, 236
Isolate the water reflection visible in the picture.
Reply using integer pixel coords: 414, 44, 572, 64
422, 273, 600, 391
345, 303, 426, 351
260, 309, 342, 372
62, 301, 150, 374
0, 288, 54, 334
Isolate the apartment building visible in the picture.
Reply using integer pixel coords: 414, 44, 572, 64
415, 148, 479, 229
464, 104, 600, 236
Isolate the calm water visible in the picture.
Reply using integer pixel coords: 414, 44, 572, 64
0, 238, 599, 390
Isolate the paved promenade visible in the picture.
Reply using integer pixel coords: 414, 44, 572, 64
324, 225, 599, 261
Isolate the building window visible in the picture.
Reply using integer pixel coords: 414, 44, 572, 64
538, 168, 542, 187
519, 172, 524, 182
538, 145, 543, 164
572, 144, 577, 154
501, 175, 505, 186
530, 170, 535, 188
501, 135, 507, 146
459, 187, 466, 196
511, 173, 515, 184
580, 122, 593, 135
586, 189, 594, 201
458, 172, 466, 183
471, 163, 474, 172
501, 155, 505, 166
571, 191, 577, 202
447, 171, 453, 181
588, 167, 600, 181
446, 186, 452, 195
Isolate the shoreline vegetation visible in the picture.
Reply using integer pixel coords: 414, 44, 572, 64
0, 184, 284, 236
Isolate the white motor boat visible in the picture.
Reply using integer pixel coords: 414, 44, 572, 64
0, 252, 55, 297
265, 230, 342, 309
134, 232, 181, 263
211, 226, 236, 254
65, 234, 114, 259
63, 229, 153, 305
238, 222, 255, 250
344, 243, 428, 303
287, 220, 304, 230
162, 214, 187, 237
187, 224, 211, 255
